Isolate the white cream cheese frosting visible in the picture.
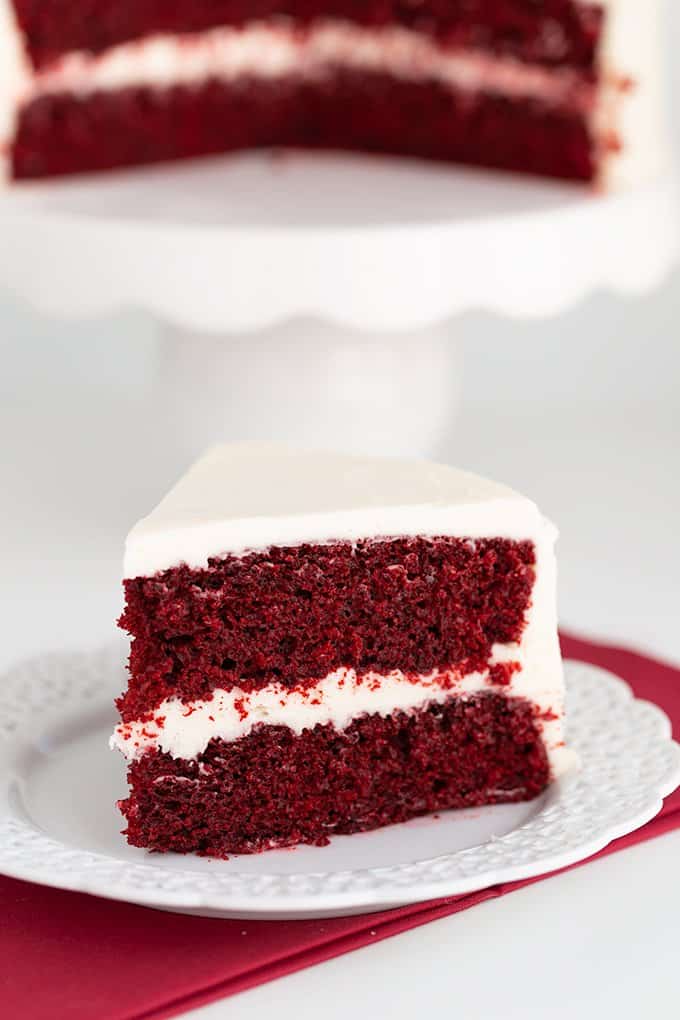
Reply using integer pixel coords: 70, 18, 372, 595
0, 3, 669, 187
110, 659, 574, 777
124, 442, 554, 576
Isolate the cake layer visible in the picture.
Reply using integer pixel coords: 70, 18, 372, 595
12, 0, 605, 71
118, 536, 538, 719
119, 692, 552, 855
11, 32, 598, 182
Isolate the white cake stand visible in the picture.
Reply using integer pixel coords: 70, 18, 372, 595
1, 152, 678, 457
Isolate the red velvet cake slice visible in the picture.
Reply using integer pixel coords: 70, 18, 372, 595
0, 1, 666, 185
112, 442, 576, 856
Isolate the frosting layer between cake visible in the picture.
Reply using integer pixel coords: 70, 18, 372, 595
110, 659, 573, 776
12, 23, 597, 107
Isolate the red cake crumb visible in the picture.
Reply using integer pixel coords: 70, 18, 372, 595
13, 71, 595, 183
233, 698, 248, 721
489, 661, 522, 686
116, 536, 536, 720
120, 692, 550, 856
12, 1, 604, 71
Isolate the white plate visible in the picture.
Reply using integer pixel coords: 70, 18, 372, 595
0, 648, 678, 919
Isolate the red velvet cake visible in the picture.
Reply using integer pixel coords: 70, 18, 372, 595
0, 1, 664, 184
111, 442, 576, 856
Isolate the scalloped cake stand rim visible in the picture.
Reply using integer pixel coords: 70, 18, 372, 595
0, 154, 678, 330
0, 649, 679, 919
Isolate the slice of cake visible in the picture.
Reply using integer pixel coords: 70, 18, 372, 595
0, 1, 665, 185
111, 442, 576, 856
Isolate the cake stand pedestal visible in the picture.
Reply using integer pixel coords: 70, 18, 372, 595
1, 152, 677, 457
157, 319, 460, 460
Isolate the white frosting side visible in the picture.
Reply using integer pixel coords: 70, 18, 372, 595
110, 655, 575, 777
596, 0, 670, 188
0, 0, 31, 181
124, 443, 553, 577
19, 22, 594, 108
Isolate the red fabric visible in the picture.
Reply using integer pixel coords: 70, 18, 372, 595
2, 632, 679, 1020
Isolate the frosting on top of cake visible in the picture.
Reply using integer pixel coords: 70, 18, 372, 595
124, 442, 554, 577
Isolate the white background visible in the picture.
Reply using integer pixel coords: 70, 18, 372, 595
1, 10, 679, 1020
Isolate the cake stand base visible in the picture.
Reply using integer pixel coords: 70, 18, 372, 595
156, 319, 460, 460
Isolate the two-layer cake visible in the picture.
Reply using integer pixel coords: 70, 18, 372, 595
112, 443, 576, 856
1, 1, 664, 184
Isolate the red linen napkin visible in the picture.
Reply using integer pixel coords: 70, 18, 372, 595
3, 633, 680, 1020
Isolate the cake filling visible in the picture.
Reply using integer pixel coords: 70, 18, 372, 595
111, 656, 570, 775
16, 23, 599, 110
